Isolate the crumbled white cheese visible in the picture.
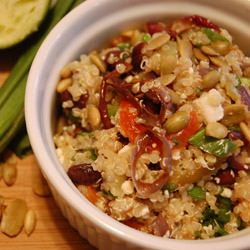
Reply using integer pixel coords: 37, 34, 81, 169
194, 88, 224, 124
220, 187, 232, 198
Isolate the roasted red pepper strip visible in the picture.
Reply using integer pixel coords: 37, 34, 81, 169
119, 99, 147, 143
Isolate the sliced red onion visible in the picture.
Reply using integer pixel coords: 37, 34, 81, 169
131, 131, 172, 198
239, 86, 250, 110
152, 214, 169, 237
152, 86, 172, 123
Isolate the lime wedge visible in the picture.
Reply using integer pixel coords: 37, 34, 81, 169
0, 0, 51, 49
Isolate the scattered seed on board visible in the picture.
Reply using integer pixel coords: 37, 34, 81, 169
0, 196, 5, 221
0, 199, 28, 237
32, 170, 51, 197
24, 209, 37, 236
0, 163, 3, 180
2, 162, 17, 186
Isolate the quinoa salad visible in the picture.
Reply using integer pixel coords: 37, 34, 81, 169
54, 15, 250, 239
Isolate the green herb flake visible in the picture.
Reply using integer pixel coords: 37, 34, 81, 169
189, 129, 236, 157
107, 104, 119, 117
195, 87, 203, 96
238, 76, 250, 87
172, 136, 181, 146
228, 124, 241, 132
216, 195, 232, 211
88, 148, 97, 161
143, 33, 151, 42
188, 186, 206, 200
164, 183, 177, 193
194, 230, 201, 239
217, 209, 231, 225
201, 206, 216, 226
214, 225, 228, 237
117, 42, 131, 50
201, 28, 228, 42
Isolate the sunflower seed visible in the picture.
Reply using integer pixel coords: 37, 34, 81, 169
32, 170, 51, 197
1, 199, 28, 237
2, 163, 17, 186
24, 210, 37, 236
0, 196, 5, 221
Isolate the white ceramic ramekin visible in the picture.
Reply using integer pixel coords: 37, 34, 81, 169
25, 0, 250, 249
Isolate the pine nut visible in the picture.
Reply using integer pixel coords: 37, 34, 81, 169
240, 122, 250, 142
56, 78, 72, 93
24, 210, 37, 236
87, 105, 101, 128
32, 170, 51, 197
89, 51, 107, 73
0, 199, 28, 237
2, 163, 17, 186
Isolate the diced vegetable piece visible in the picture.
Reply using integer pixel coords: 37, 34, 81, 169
189, 129, 236, 157
188, 186, 206, 200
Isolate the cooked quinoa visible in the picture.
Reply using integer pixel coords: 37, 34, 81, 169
54, 15, 250, 239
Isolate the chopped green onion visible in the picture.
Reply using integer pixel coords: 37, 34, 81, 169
201, 28, 227, 42
188, 186, 206, 200
143, 33, 151, 42
117, 42, 131, 50
189, 129, 236, 158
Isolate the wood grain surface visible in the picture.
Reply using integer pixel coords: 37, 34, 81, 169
0, 51, 96, 250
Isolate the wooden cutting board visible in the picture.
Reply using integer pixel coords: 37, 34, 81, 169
0, 51, 96, 250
